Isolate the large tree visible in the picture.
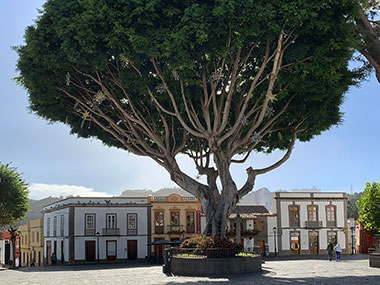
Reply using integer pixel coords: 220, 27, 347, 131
355, 1, 380, 82
17, 0, 360, 236
0, 162, 29, 227
356, 182, 380, 232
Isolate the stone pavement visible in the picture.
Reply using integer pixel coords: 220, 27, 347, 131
0, 254, 379, 284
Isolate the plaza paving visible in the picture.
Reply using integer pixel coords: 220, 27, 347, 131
1, 254, 379, 284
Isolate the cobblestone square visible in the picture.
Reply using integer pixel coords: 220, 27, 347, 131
1, 255, 379, 284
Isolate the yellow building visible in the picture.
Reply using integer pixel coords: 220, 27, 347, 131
19, 218, 43, 266
149, 194, 202, 257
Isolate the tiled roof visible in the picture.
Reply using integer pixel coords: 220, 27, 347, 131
232, 205, 269, 214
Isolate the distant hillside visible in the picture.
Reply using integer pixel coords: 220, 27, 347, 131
120, 187, 194, 197
19, 197, 61, 225
239, 187, 272, 211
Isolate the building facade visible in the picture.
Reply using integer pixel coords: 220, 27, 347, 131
227, 205, 274, 254
19, 219, 44, 267
267, 192, 348, 256
43, 197, 151, 264
149, 194, 202, 257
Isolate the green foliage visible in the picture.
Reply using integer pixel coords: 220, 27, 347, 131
0, 163, 29, 227
16, 0, 361, 154
180, 236, 243, 250
356, 182, 380, 232
347, 192, 363, 219
236, 252, 257, 257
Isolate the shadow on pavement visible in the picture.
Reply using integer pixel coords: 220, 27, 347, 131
263, 253, 369, 262
12, 260, 159, 273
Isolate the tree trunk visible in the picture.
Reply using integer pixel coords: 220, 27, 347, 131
355, 9, 380, 83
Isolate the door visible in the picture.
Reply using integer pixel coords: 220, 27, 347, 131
127, 240, 137, 260
106, 241, 117, 261
61, 241, 64, 263
154, 238, 163, 257
46, 241, 51, 265
85, 241, 96, 262
257, 240, 265, 255
309, 232, 319, 254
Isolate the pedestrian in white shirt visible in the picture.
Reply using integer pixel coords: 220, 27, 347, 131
334, 243, 342, 261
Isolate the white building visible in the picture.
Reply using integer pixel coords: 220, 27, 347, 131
42, 197, 150, 264
267, 192, 348, 256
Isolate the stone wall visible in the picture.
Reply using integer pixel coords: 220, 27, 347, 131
171, 255, 261, 276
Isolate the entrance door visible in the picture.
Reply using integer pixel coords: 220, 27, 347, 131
154, 238, 163, 257
127, 240, 137, 260
309, 232, 319, 254
85, 241, 96, 262
46, 241, 51, 265
61, 241, 65, 263
106, 241, 117, 261
257, 240, 265, 255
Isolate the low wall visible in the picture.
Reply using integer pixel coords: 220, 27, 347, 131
171, 255, 261, 276
369, 253, 380, 268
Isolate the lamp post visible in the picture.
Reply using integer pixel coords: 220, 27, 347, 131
273, 227, 277, 257
350, 226, 355, 255
96, 232, 100, 263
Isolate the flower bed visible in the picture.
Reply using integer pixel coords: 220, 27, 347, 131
169, 236, 262, 276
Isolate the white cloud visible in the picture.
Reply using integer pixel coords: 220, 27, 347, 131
28, 183, 110, 200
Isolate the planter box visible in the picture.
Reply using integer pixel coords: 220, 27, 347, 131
171, 255, 261, 276
369, 253, 380, 268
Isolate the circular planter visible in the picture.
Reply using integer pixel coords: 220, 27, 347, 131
171, 255, 262, 276
369, 253, 380, 268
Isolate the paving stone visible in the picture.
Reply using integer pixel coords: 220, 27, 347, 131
0, 255, 379, 284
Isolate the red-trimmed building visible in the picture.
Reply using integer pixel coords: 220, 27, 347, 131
356, 223, 379, 254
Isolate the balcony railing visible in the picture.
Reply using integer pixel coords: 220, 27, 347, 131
304, 221, 323, 229
167, 225, 184, 233
102, 228, 120, 236
85, 229, 95, 236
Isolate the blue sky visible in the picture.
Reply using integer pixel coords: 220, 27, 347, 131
1, 1, 379, 199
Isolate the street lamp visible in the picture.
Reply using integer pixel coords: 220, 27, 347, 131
96, 232, 100, 263
273, 227, 277, 257
350, 226, 355, 255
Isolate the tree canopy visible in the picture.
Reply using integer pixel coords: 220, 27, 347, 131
16, 0, 361, 236
0, 163, 29, 227
357, 182, 380, 232
347, 192, 363, 219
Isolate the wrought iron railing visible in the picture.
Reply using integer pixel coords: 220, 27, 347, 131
167, 225, 184, 232
102, 228, 120, 235
304, 221, 323, 229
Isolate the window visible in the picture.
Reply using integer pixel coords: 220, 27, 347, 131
170, 212, 180, 232
36, 232, 39, 243
155, 211, 164, 234
186, 212, 195, 233
47, 218, 51, 236
326, 205, 336, 227
106, 214, 117, 229
32, 232, 35, 243
327, 231, 337, 245
127, 214, 137, 235
289, 205, 300, 228
308, 205, 318, 222
61, 215, 65, 236
85, 214, 96, 236
53, 216, 57, 236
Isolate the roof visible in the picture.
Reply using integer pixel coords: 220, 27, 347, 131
233, 205, 269, 214
229, 205, 273, 219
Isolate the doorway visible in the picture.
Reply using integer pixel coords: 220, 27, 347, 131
127, 240, 137, 260
309, 231, 319, 254
46, 241, 51, 265
61, 240, 64, 263
85, 241, 96, 262
106, 241, 117, 261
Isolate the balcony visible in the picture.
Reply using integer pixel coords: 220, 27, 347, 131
167, 225, 184, 233
102, 228, 120, 236
304, 221, 323, 229
85, 229, 95, 236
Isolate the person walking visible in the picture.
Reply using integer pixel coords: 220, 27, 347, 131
327, 242, 334, 261
334, 243, 342, 262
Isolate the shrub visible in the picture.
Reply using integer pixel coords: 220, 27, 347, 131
180, 236, 243, 251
